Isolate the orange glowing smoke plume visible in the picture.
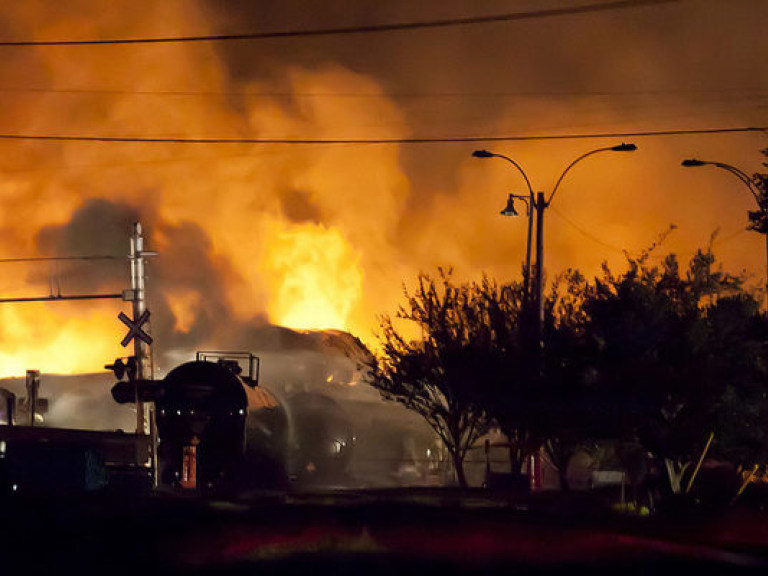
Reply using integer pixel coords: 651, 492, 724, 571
261, 221, 363, 331
0, 301, 125, 377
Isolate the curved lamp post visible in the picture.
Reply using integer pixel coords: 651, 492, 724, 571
681, 158, 768, 304
474, 143, 637, 370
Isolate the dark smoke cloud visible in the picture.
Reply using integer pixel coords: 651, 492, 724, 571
149, 218, 242, 351
32, 198, 144, 292
279, 188, 323, 224
29, 197, 356, 371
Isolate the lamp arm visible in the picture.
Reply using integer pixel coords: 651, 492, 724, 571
711, 163, 761, 203
510, 194, 532, 214
492, 154, 535, 198
547, 147, 613, 205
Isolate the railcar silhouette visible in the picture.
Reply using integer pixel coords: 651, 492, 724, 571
128, 352, 354, 494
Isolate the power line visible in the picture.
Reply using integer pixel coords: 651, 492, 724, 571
1, 87, 765, 99
548, 206, 626, 253
549, 207, 672, 262
0, 126, 763, 145
0, 0, 679, 46
0, 255, 120, 263
712, 227, 749, 247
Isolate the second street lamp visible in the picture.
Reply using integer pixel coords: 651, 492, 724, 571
474, 143, 637, 372
681, 157, 768, 305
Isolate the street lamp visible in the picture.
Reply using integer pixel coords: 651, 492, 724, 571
474, 143, 637, 369
681, 157, 768, 304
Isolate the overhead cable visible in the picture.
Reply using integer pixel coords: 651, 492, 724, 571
0, 87, 764, 99
0, 0, 679, 46
0, 126, 763, 145
0, 255, 120, 263
549, 207, 627, 253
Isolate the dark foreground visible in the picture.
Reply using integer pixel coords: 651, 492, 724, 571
3, 488, 768, 575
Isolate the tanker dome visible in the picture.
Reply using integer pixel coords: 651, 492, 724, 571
161, 360, 281, 412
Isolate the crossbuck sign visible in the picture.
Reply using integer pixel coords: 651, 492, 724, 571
119, 310, 153, 347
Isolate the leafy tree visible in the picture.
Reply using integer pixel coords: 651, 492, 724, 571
746, 147, 768, 235
537, 269, 604, 491
368, 237, 768, 497
470, 276, 544, 475
367, 270, 495, 487
705, 295, 768, 470
581, 246, 768, 494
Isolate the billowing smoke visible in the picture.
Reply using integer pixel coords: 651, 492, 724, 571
0, 1, 418, 373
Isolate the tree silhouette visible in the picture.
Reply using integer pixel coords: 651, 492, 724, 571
582, 246, 768, 494
537, 269, 602, 491
747, 147, 768, 234
705, 295, 768, 470
367, 270, 495, 487
368, 239, 768, 497
469, 275, 543, 475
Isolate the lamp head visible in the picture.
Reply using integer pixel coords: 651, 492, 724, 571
611, 143, 636, 152
472, 150, 495, 158
500, 194, 519, 217
681, 158, 707, 167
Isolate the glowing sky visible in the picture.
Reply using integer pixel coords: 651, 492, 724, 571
0, 0, 765, 376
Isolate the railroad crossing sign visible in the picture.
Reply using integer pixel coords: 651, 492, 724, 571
119, 310, 153, 347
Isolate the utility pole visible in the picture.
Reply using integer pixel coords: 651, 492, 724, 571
129, 222, 151, 434
126, 222, 158, 486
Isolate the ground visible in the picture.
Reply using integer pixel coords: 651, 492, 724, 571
2, 488, 768, 575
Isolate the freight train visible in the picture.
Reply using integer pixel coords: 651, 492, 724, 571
118, 351, 355, 495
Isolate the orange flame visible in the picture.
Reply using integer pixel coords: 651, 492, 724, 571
0, 302, 124, 376
262, 220, 362, 331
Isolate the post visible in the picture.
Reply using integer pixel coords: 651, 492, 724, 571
25, 370, 40, 427
685, 431, 715, 494
129, 222, 160, 487
535, 192, 546, 374
524, 192, 534, 305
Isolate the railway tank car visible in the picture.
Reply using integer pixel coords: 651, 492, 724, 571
155, 352, 290, 494
131, 351, 355, 495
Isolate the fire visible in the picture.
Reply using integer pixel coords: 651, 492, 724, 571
0, 302, 124, 376
261, 220, 362, 331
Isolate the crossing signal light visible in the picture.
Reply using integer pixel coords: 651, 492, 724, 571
106, 358, 125, 380
111, 379, 164, 404
106, 357, 138, 381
